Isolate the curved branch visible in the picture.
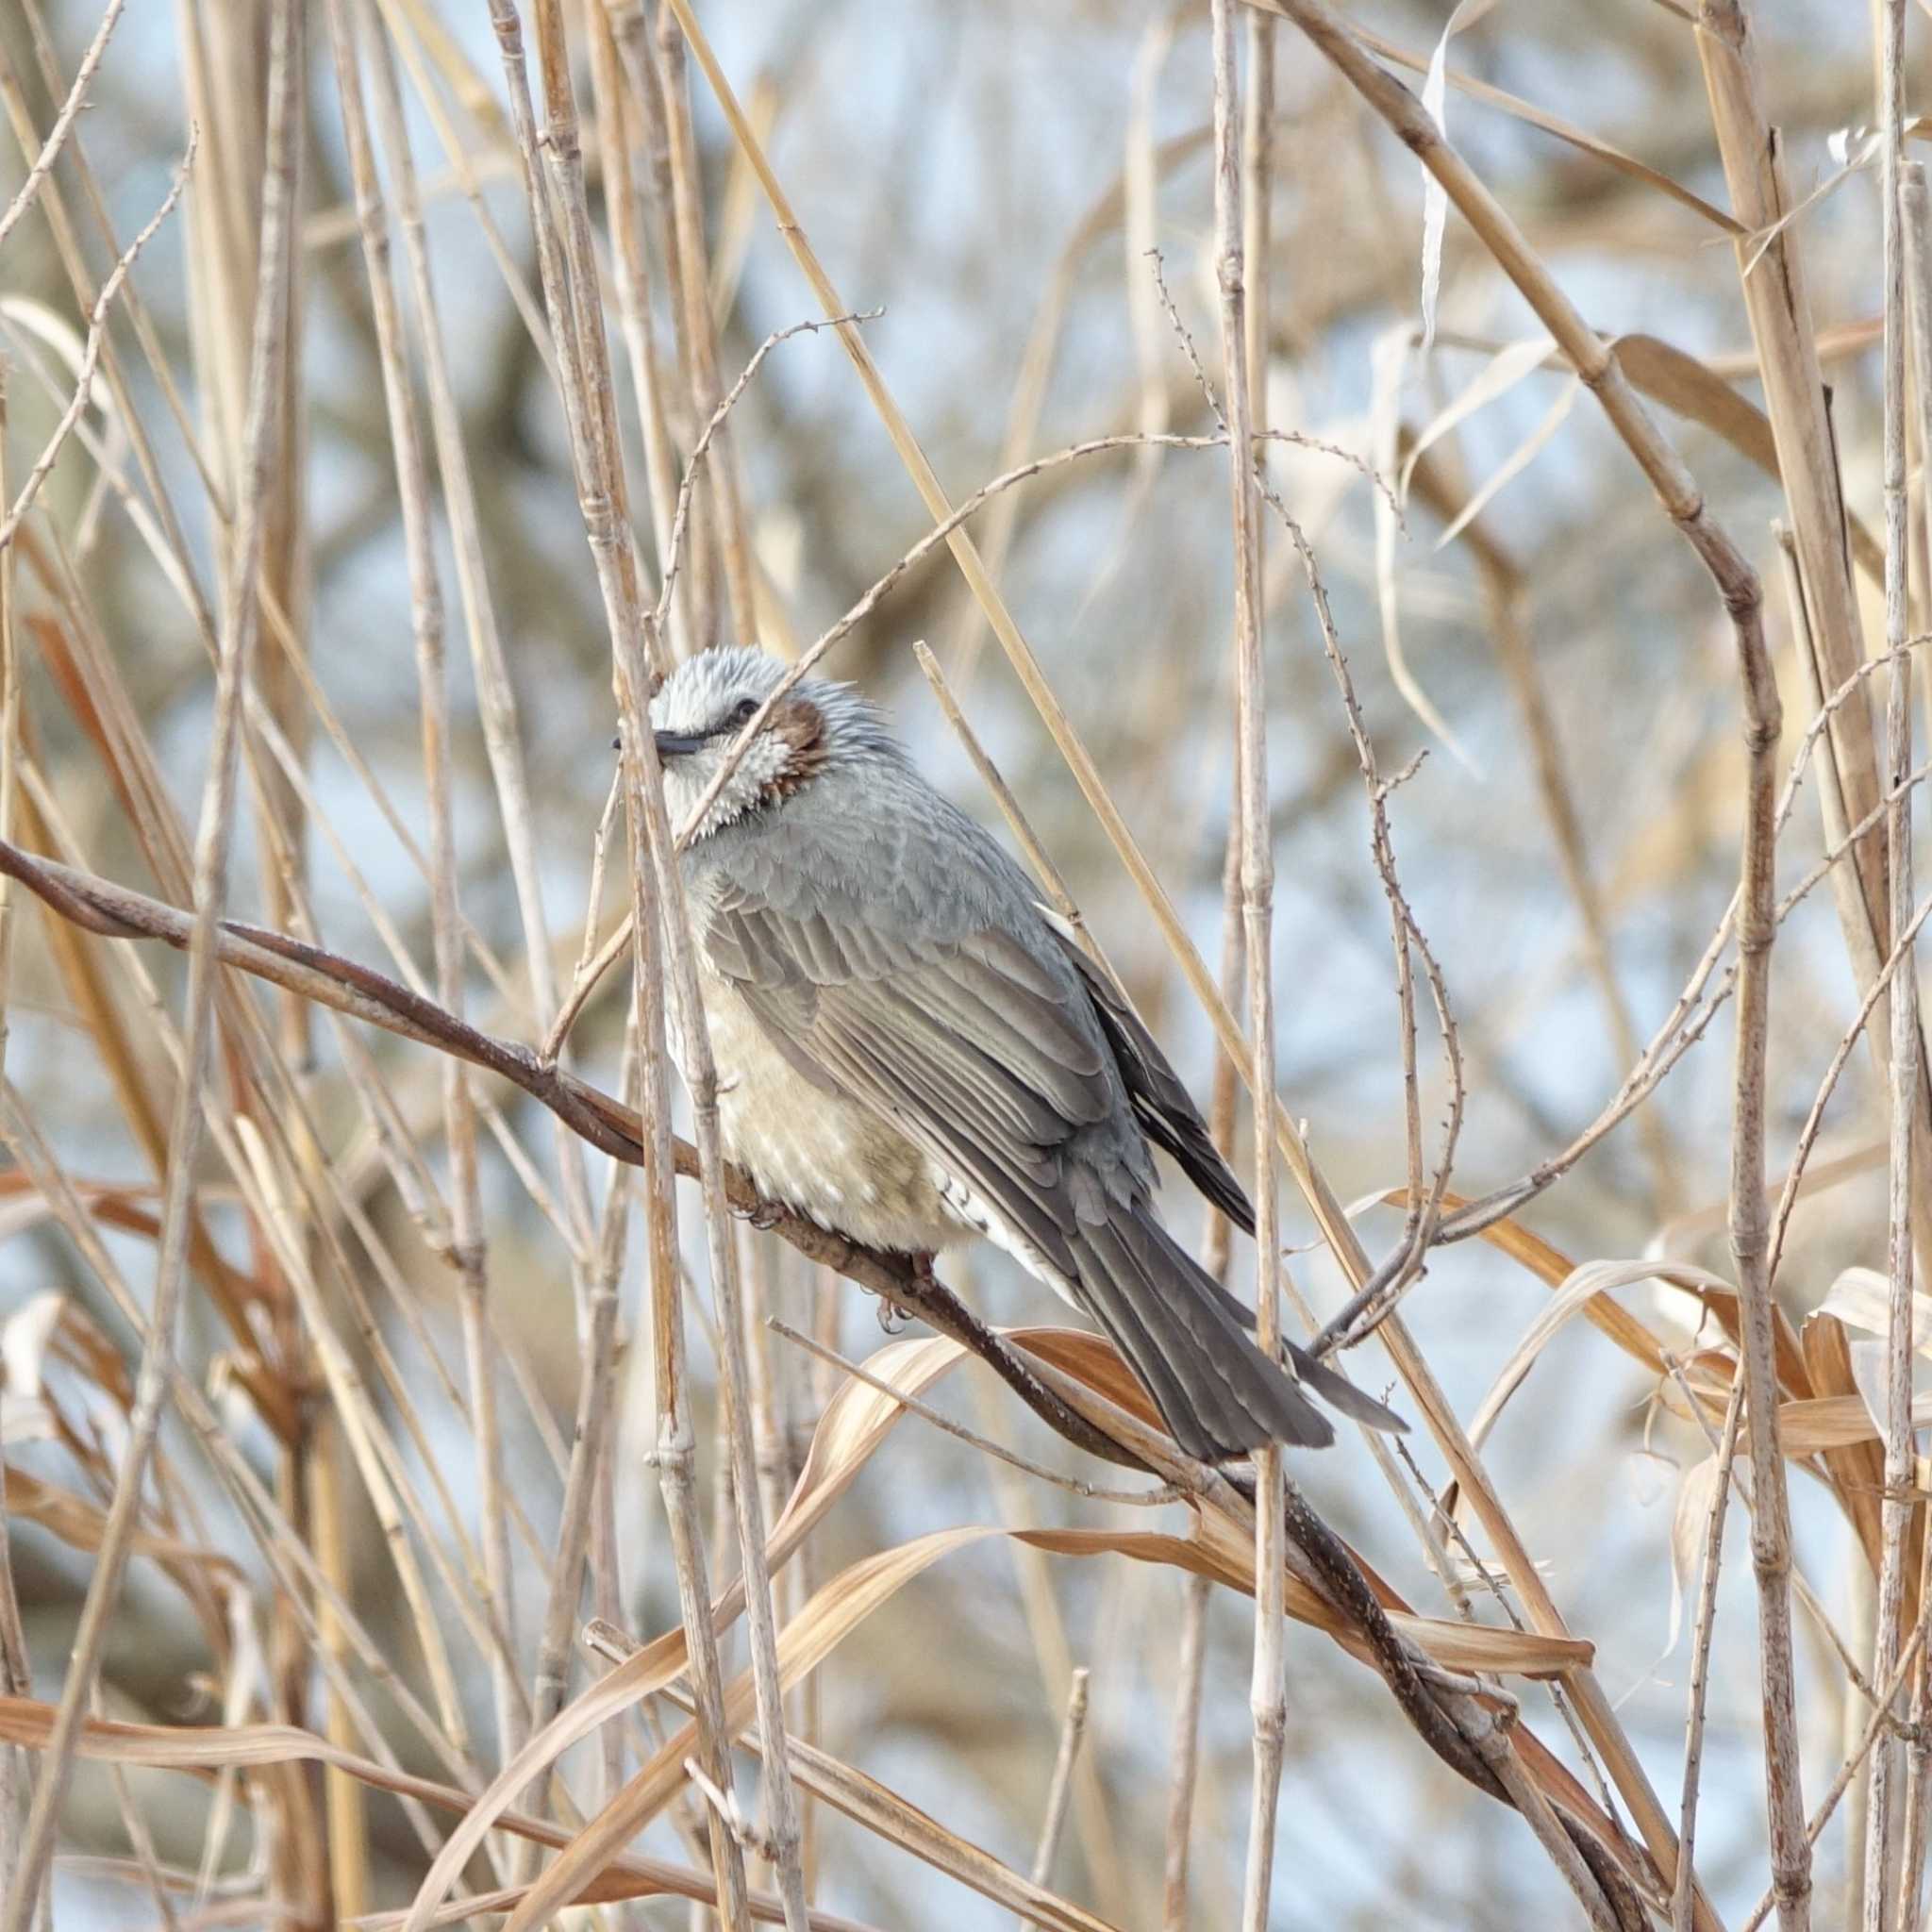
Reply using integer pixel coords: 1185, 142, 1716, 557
0, 834, 1654, 1912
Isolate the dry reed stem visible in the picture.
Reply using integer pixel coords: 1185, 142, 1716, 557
584, 0, 688, 656
0, 0, 125, 254
1204, 9, 1288, 1927
1696, 2, 1897, 1027
0, 145, 195, 554
322, 0, 474, 1893
1866, 8, 1917, 1923
0, 20, 226, 558
528, 1163, 625, 1766
909, 641, 1082, 930
1160, 1572, 1212, 1931
1892, 160, 1932, 1932
1674, 1376, 1748, 1932
0, 357, 23, 1922
969, 1369, 1129, 1922
652, 10, 756, 646
1, 4, 297, 1924
330, 0, 525, 1816
1404, 445, 1679, 1215
1734, 1620, 1932, 1932
1018, 1666, 1091, 1932
624, 708, 749, 1931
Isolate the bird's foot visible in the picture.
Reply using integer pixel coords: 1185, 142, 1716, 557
875, 1253, 937, 1333
733, 1193, 787, 1231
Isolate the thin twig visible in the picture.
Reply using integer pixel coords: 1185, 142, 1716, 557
0, 0, 126, 255
653, 310, 879, 636
0, 137, 197, 555
1674, 1375, 1746, 1932
766, 1319, 1177, 1507
1205, 11, 1287, 1928
1017, 1668, 1090, 1932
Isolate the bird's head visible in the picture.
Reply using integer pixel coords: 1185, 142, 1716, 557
645, 646, 891, 841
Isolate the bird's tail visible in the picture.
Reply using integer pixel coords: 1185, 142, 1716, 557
1070, 1205, 1405, 1461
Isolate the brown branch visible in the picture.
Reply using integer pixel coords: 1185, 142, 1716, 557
0, 831, 1657, 1896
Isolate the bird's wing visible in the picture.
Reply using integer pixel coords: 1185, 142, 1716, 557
699, 887, 1402, 1457
1041, 923, 1257, 1238
702, 891, 1118, 1279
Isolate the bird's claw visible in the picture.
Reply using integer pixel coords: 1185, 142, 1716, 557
875, 1253, 935, 1332
735, 1195, 787, 1231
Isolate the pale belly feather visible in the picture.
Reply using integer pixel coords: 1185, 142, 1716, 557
690, 959, 971, 1256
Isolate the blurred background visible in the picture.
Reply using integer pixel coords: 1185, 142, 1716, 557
0, 0, 1908, 1925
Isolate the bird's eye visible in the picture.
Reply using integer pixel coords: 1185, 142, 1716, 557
729, 698, 759, 727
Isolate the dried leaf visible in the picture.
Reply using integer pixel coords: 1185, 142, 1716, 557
1435, 377, 1579, 549
1665, 1455, 1724, 1658
1400, 335, 1557, 500
1610, 333, 1883, 586
1816, 1264, 1932, 1354
1470, 1258, 1732, 1451
1, 1468, 236, 1577
1373, 329, 1477, 769
1418, 0, 1500, 347
0, 1697, 862, 1929
1397, 1191, 1674, 1376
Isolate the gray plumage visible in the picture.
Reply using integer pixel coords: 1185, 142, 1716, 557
648, 646, 1403, 1460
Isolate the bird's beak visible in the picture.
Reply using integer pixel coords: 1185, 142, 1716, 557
653, 730, 706, 760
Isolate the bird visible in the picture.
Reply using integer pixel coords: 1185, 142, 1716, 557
645, 645, 1405, 1461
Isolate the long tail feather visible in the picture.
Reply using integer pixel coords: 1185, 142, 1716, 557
1069, 1208, 1339, 1459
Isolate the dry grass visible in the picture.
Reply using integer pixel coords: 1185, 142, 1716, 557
0, 0, 1922, 1926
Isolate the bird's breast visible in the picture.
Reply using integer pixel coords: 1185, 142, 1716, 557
682, 956, 968, 1257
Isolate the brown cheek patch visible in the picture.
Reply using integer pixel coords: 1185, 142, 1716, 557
762, 695, 830, 800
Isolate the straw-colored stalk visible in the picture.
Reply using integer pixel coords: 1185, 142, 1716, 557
0, 349, 26, 1918
1893, 160, 1932, 1932
1205, 7, 1287, 1928
1864, 8, 1917, 1926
